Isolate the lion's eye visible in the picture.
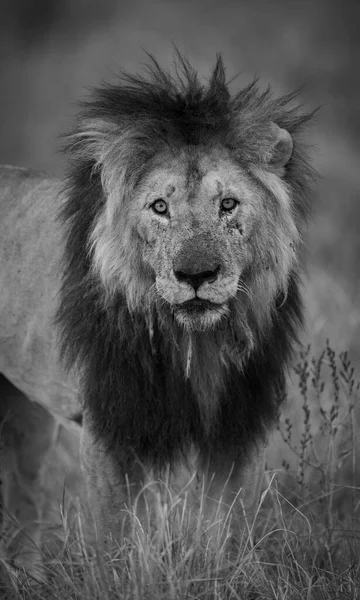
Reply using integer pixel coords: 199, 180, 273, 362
151, 199, 168, 215
220, 198, 238, 212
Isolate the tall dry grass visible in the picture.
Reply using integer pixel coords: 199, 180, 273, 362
1, 344, 359, 599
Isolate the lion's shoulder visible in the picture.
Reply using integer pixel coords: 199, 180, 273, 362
0, 165, 62, 223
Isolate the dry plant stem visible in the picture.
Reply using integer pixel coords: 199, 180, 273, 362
339, 350, 358, 524
278, 344, 360, 560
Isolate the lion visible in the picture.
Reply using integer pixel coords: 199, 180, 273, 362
0, 54, 315, 562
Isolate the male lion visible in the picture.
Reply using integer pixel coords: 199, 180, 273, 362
0, 55, 314, 560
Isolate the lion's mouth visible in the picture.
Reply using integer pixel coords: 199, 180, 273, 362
175, 298, 222, 314
172, 298, 229, 330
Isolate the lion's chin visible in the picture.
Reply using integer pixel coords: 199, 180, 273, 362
173, 300, 229, 331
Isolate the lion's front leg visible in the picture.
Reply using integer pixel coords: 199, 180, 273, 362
0, 464, 44, 578
198, 446, 265, 548
80, 417, 147, 544
0, 389, 58, 582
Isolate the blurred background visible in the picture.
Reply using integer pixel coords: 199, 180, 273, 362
0, 0, 359, 364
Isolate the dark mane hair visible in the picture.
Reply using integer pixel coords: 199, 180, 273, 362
57, 54, 315, 470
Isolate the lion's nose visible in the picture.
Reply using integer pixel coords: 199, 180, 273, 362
174, 265, 220, 292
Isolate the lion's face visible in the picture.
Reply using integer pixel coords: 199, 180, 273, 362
124, 145, 299, 331
74, 58, 311, 340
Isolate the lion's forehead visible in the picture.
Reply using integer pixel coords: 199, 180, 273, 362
137, 147, 256, 207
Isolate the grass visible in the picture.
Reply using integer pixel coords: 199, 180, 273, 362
1, 344, 360, 599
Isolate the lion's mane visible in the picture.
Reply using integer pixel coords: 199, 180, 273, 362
56, 55, 315, 470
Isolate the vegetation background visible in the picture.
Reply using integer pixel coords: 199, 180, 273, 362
0, 1, 360, 597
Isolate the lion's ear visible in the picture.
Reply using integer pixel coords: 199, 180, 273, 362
268, 122, 293, 175
65, 118, 114, 169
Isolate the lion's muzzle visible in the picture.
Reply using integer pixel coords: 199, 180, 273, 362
173, 234, 222, 293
